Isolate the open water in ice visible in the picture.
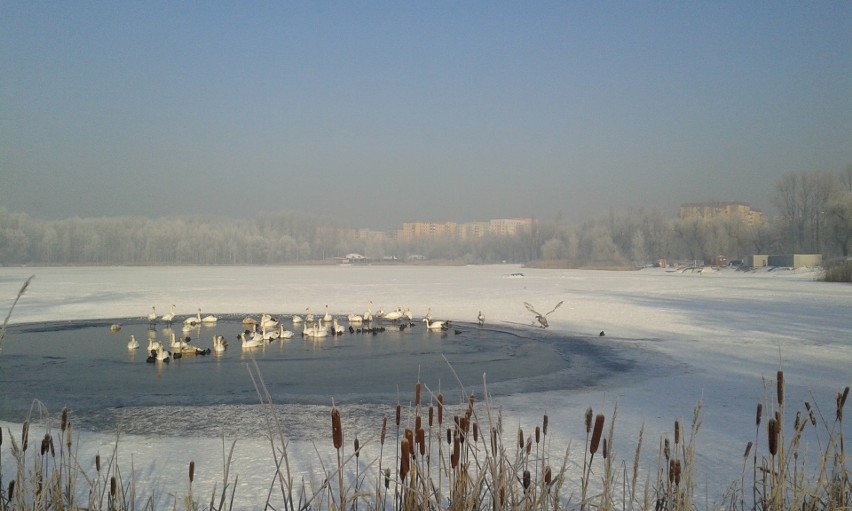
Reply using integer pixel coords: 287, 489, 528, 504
0, 315, 659, 441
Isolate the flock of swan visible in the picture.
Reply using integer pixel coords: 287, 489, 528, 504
131, 303, 487, 363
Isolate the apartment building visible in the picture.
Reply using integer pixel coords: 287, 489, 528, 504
679, 202, 764, 225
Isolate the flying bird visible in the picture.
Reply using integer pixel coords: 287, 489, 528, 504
524, 301, 563, 328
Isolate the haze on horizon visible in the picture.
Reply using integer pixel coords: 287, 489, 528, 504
2, 2, 850, 231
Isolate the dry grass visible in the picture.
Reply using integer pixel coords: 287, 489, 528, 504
1, 366, 847, 511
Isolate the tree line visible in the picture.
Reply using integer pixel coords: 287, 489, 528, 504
1, 169, 850, 267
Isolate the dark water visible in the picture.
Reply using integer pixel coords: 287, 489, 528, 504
0, 316, 651, 437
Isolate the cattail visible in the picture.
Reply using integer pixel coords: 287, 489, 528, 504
590, 414, 604, 455
381, 417, 387, 445
491, 427, 498, 453
459, 417, 468, 443
602, 438, 608, 459
429, 406, 434, 427
669, 459, 675, 484
395, 404, 401, 426
743, 441, 752, 458
673, 460, 681, 485
674, 420, 680, 445
354, 437, 360, 458
8, 480, 14, 499
543, 414, 548, 436
331, 407, 343, 450
400, 438, 410, 480
807, 404, 817, 426
415, 383, 421, 406
664, 438, 671, 460
777, 371, 784, 406
66, 422, 72, 449
49, 435, 54, 457
585, 407, 593, 433
405, 428, 414, 455
437, 394, 444, 424
447, 428, 452, 445
518, 428, 524, 449
96, 454, 101, 472
110, 476, 116, 497
384, 468, 390, 489
61, 407, 68, 432
22, 421, 29, 452
837, 392, 844, 421
451, 432, 460, 468
416, 428, 425, 456
535, 425, 541, 444
189, 461, 195, 482
755, 403, 762, 426
794, 411, 802, 432
523, 470, 531, 490
0, 426, 2, 447
473, 422, 479, 442
41, 434, 50, 455
544, 466, 552, 487
415, 415, 422, 432
842, 386, 849, 408
767, 418, 778, 456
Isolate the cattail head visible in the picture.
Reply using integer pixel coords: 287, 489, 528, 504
518, 428, 524, 448
22, 421, 29, 452
41, 434, 50, 456
189, 461, 195, 482
451, 432, 460, 469
437, 394, 444, 424
96, 454, 101, 472
664, 438, 671, 460
416, 415, 422, 432
447, 427, 452, 445
590, 414, 605, 455
61, 407, 68, 432
400, 438, 411, 480
544, 466, 552, 487
674, 420, 680, 445
777, 371, 784, 406
416, 428, 425, 456
535, 425, 541, 444
523, 470, 531, 490
756, 403, 763, 427
381, 417, 387, 445
66, 422, 72, 449
473, 422, 479, 442
331, 407, 343, 450
8, 480, 14, 500
585, 407, 593, 433
404, 428, 414, 455
354, 437, 360, 458
491, 427, 498, 453
837, 386, 849, 421
111, 477, 117, 497
429, 406, 434, 427
543, 414, 548, 436
415, 383, 421, 406
743, 441, 752, 458
602, 437, 608, 459
395, 404, 401, 426
767, 418, 778, 456
384, 468, 390, 489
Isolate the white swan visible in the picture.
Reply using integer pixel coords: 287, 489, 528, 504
148, 344, 170, 362
364, 300, 373, 322
260, 313, 279, 330
292, 314, 303, 324
212, 335, 228, 353
312, 320, 328, 338
240, 331, 264, 349
242, 316, 257, 328
423, 317, 448, 331
184, 309, 202, 326
403, 307, 413, 321
127, 335, 139, 350
332, 318, 345, 335
147, 307, 158, 323
424, 307, 433, 322
305, 307, 314, 324
147, 337, 163, 352
200, 308, 218, 324
384, 308, 403, 322
170, 332, 189, 349
302, 322, 314, 337
478, 311, 485, 326
279, 324, 295, 339
347, 313, 363, 324
323, 305, 332, 323
161, 304, 176, 324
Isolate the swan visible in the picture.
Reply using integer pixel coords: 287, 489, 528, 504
242, 316, 257, 328
364, 301, 373, 322
212, 335, 228, 353
478, 311, 485, 326
147, 344, 170, 362
279, 325, 295, 339
424, 307, 433, 322
262, 325, 280, 341
302, 322, 314, 337
170, 332, 189, 349
403, 307, 413, 321
240, 331, 263, 349
147, 337, 163, 352
323, 305, 332, 323
332, 318, 345, 335
147, 306, 158, 323
292, 314, 303, 324
127, 335, 139, 350
423, 318, 448, 331
305, 307, 314, 324
161, 304, 176, 324
384, 308, 403, 322
183, 309, 201, 326
312, 320, 328, 338
200, 308, 218, 324
347, 313, 363, 324
260, 313, 279, 330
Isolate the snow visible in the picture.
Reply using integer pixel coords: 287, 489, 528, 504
1, 264, 850, 509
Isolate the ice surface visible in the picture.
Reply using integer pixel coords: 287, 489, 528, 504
1, 264, 849, 509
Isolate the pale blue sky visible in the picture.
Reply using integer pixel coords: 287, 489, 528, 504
2, 2, 850, 229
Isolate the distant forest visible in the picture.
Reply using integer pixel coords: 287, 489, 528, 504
1, 169, 850, 267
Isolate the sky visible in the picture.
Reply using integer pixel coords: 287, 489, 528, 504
2, 2, 851, 230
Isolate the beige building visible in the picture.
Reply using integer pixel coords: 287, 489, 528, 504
397, 221, 458, 241
489, 218, 535, 236
679, 202, 763, 225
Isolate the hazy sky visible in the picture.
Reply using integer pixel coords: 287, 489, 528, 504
2, 2, 850, 230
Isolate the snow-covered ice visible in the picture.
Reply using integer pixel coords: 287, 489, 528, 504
1, 264, 849, 509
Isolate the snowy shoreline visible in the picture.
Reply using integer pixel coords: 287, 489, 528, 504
1, 265, 849, 508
